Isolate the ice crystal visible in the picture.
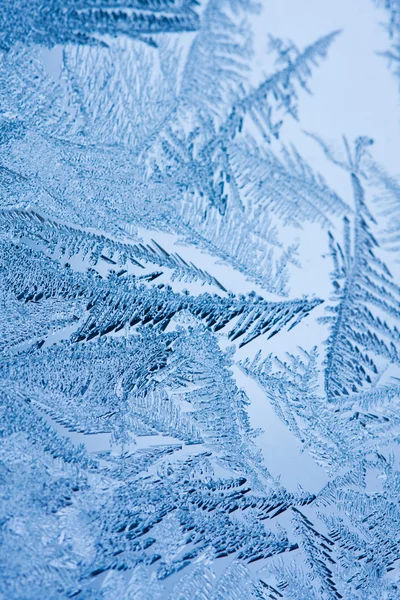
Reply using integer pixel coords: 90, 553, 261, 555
1, 1, 400, 598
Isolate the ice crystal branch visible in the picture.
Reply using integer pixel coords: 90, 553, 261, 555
0, 0, 200, 49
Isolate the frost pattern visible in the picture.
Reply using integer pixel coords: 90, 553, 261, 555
1, 1, 400, 599
375, 0, 400, 86
0, 0, 200, 49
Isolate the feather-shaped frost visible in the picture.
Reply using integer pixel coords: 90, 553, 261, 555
2, 1, 400, 598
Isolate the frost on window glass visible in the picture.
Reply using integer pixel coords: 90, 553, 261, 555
1, 1, 400, 598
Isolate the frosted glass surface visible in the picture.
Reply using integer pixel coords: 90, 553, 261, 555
1, 1, 400, 598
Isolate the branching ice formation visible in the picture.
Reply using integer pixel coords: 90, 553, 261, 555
374, 0, 400, 86
2, 0, 400, 598
0, 0, 200, 49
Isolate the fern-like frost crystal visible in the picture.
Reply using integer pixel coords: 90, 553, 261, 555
1, 1, 400, 598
